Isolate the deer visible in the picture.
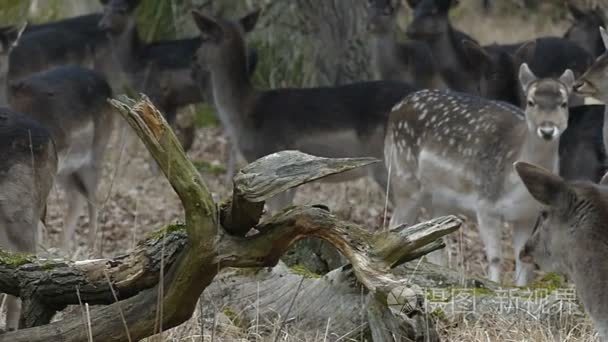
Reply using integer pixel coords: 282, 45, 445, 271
384, 64, 575, 286
461, 38, 605, 183
0, 107, 57, 331
574, 27, 608, 168
517, 162, 608, 341
404, 0, 480, 94
191, 10, 417, 211
7, 65, 115, 253
564, 2, 607, 58
367, 0, 446, 89
98, 0, 259, 154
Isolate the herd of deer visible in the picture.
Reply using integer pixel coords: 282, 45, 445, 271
0, 0, 608, 337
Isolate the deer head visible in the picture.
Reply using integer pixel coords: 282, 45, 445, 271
520, 63, 574, 141
98, 0, 140, 34
574, 27, 608, 105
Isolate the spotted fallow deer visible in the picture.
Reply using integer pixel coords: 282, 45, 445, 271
517, 162, 608, 341
385, 64, 575, 285
0, 107, 57, 331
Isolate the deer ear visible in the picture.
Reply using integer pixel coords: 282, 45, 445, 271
239, 9, 260, 33
192, 11, 224, 41
600, 27, 608, 50
462, 39, 490, 67
600, 171, 608, 186
514, 40, 537, 65
406, 0, 421, 9
559, 69, 575, 93
519, 63, 537, 92
567, 2, 586, 20
0, 26, 19, 48
515, 162, 571, 208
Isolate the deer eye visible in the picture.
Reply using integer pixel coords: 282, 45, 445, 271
527, 100, 535, 107
560, 102, 567, 108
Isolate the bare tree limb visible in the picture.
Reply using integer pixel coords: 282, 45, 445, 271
0, 95, 461, 341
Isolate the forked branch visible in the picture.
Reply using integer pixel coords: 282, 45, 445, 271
0, 95, 461, 342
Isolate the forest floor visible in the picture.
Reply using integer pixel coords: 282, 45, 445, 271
29, 118, 595, 341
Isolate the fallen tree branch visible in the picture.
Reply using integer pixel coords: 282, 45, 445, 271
0, 95, 462, 341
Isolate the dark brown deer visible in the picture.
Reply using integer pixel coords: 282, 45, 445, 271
574, 27, 608, 165
191, 10, 417, 211
564, 2, 607, 58
99, 0, 260, 153
8, 66, 115, 252
517, 162, 608, 341
385, 64, 574, 285
405, 0, 480, 93
0, 107, 57, 331
367, 0, 446, 89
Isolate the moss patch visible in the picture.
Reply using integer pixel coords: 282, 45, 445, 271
193, 160, 226, 176
194, 104, 219, 128
289, 264, 321, 279
147, 223, 187, 240
0, 250, 34, 267
222, 307, 244, 328
527, 272, 565, 292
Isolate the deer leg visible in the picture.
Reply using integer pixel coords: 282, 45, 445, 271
62, 175, 85, 251
476, 211, 503, 283
421, 194, 448, 266
75, 166, 101, 254
387, 172, 423, 229
5, 295, 20, 331
512, 217, 536, 286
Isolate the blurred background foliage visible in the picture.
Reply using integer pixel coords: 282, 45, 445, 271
1, 0, 606, 91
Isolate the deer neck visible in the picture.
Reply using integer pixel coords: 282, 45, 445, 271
371, 32, 398, 77
428, 26, 459, 70
208, 50, 255, 145
107, 19, 141, 73
518, 126, 560, 174
603, 106, 608, 157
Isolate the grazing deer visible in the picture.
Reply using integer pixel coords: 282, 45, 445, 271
574, 27, 608, 165
564, 2, 607, 58
0, 107, 57, 331
367, 0, 445, 89
517, 162, 608, 341
385, 64, 575, 285
8, 66, 115, 252
405, 0, 480, 94
191, 10, 417, 211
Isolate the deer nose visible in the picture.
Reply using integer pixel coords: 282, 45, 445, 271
537, 124, 558, 141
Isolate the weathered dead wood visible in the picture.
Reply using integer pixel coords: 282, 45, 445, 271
0, 95, 462, 341
221, 150, 377, 236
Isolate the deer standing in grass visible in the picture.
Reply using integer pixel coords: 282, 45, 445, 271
191, 10, 417, 211
385, 64, 575, 285
0, 108, 57, 331
8, 66, 115, 253
517, 162, 608, 341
